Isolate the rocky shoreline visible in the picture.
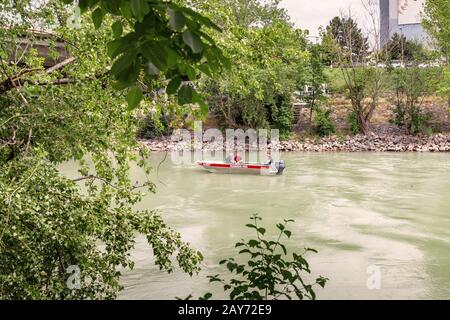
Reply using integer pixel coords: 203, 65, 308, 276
139, 133, 450, 153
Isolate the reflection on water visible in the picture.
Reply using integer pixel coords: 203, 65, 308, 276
61, 152, 450, 299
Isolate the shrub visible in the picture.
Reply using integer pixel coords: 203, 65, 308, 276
409, 108, 432, 135
269, 94, 295, 139
138, 112, 168, 139
389, 67, 438, 134
314, 108, 335, 136
180, 215, 328, 300
347, 111, 360, 135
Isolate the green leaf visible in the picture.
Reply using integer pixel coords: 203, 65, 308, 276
131, 0, 149, 22
178, 6, 221, 32
316, 277, 328, 288
284, 230, 292, 238
102, 0, 121, 14
198, 64, 212, 77
182, 31, 203, 53
78, 0, 89, 13
166, 77, 182, 95
279, 243, 287, 255
107, 33, 137, 58
198, 99, 209, 116
110, 54, 133, 76
92, 8, 104, 29
110, 52, 135, 77
200, 293, 212, 300
112, 21, 123, 38
120, 2, 133, 20
127, 86, 143, 110
177, 84, 193, 104
185, 66, 196, 81
146, 63, 159, 75
168, 9, 185, 31
281, 270, 292, 280
248, 240, 259, 247
167, 49, 179, 68
141, 41, 168, 71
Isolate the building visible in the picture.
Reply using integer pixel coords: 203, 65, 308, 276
380, 0, 429, 47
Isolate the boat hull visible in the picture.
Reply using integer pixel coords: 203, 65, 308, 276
197, 161, 280, 175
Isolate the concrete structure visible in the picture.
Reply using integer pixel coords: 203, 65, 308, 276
380, 0, 429, 47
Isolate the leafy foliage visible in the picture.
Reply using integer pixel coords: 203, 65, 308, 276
422, 0, 450, 108
195, 0, 308, 137
422, 0, 450, 61
382, 33, 427, 62
205, 215, 327, 300
323, 16, 369, 64
137, 94, 199, 139
0, 0, 216, 299
389, 66, 440, 134
303, 44, 329, 129
322, 14, 385, 135
60, 0, 229, 110
0, 157, 202, 299
347, 111, 360, 135
314, 108, 335, 137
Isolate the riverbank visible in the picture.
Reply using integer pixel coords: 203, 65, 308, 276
139, 132, 450, 152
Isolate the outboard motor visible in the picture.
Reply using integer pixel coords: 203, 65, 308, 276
275, 160, 286, 175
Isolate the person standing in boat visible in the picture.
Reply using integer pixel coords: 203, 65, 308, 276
265, 153, 273, 165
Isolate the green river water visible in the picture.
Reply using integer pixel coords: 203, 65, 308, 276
63, 152, 450, 299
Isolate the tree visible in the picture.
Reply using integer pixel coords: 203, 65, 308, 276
325, 6, 385, 135
189, 0, 289, 29
0, 0, 226, 299
325, 16, 369, 61
58, 0, 229, 111
382, 33, 426, 62
195, 0, 308, 138
422, 0, 450, 108
422, 0, 450, 62
304, 44, 329, 130
389, 66, 438, 134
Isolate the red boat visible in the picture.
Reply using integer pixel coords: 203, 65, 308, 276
197, 160, 285, 175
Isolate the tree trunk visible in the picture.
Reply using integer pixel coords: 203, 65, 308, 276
358, 112, 369, 135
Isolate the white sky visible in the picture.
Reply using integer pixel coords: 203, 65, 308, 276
280, 0, 369, 38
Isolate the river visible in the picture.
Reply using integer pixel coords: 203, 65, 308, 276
62, 152, 450, 299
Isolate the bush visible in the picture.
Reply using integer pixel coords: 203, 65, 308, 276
269, 94, 294, 139
314, 108, 335, 136
347, 111, 360, 135
391, 103, 407, 127
0, 158, 202, 299
180, 215, 328, 300
389, 66, 438, 134
409, 108, 432, 134
137, 111, 168, 139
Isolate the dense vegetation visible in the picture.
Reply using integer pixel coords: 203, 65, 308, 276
0, 0, 222, 299
0, 0, 449, 300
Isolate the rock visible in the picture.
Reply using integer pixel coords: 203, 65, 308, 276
140, 133, 450, 153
